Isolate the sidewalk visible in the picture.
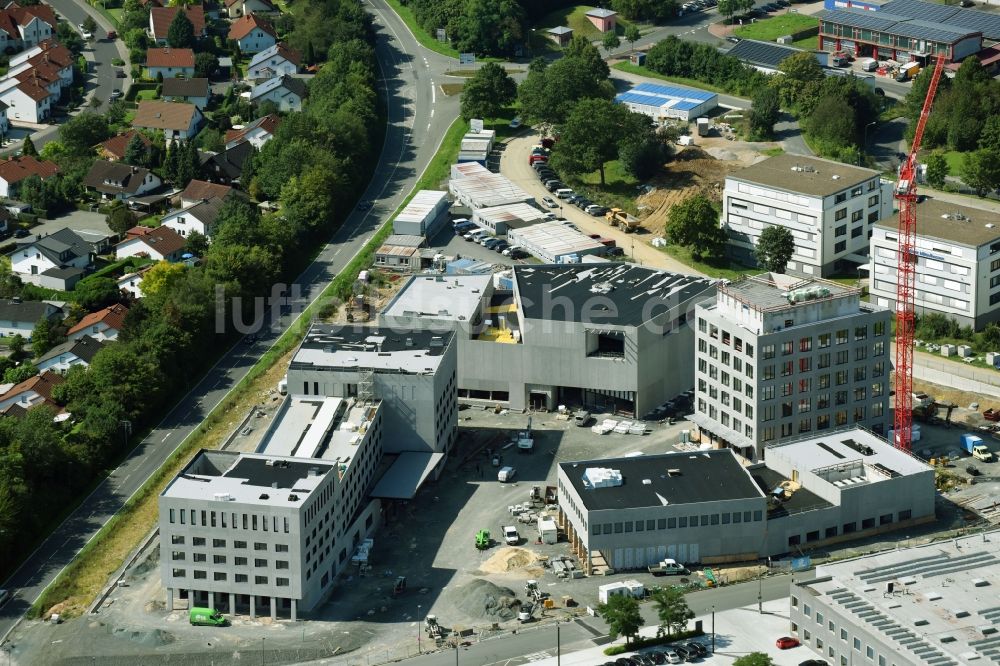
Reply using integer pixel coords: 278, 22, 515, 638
527, 599, 819, 666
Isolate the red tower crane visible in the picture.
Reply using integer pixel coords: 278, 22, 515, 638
893, 55, 946, 452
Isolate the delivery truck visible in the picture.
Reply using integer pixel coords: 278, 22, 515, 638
961, 433, 994, 462
190, 607, 227, 626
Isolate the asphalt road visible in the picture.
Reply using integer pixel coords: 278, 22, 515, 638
315, 572, 813, 666
0, 0, 460, 646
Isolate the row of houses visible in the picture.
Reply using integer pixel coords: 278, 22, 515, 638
0, 39, 73, 124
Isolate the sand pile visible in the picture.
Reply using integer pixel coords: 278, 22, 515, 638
454, 579, 522, 621
480, 547, 537, 574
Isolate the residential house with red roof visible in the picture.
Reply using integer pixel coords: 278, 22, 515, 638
149, 5, 206, 45
0, 155, 58, 197
0, 2, 56, 54
0, 370, 65, 416
224, 0, 276, 19
67, 303, 129, 342
132, 99, 203, 142
146, 47, 195, 79
114, 226, 187, 263
0, 70, 51, 122
98, 130, 153, 162
224, 113, 279, 150
228, 13, 276, 53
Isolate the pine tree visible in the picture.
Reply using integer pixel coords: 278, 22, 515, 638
166, 9, 195, 49
303, 41, 315, 66
21, 135, 37, 157
123, 133, 148, 167
164, 142, 179, 184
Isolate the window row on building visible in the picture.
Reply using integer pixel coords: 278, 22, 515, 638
590, 510, 766, 536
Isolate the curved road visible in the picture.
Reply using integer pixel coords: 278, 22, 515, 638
0, 0, 459, 649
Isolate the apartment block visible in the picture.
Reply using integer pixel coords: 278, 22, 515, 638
723, 154, 893, 277
869, 197, 1000, 329
691, 273, 891, 460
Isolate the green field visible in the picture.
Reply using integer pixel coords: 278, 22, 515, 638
733, 13, 818, 42
613, 62, 727, 95
943, 150, 964, 176
535, 4, 634, 41
566, 159, 641, 215
660, 244, 756, 280
791, 35, 819, 49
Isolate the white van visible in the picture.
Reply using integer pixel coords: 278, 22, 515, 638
555, 188, 575, 200
498, 466, 517, 482
859, 58, 878, 72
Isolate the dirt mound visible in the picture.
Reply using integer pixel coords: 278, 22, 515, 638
454, 579, 522, 621
480, 547, 537, 574
639, 147, 739, 234
110, 626, 176, 647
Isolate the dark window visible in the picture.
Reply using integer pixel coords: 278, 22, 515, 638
710, 514, 720, 525
862, 517, 876, 529
666, 518, 675, 529
806, 530, 820, 542
753, 510, 763, 522
721, 513, 731, 524
614, 523, 623, 534
879, 514, 893, 525
825, 526, 837, 538
843, 522, 857, 534
733, 512, 742, 523
679, 517, 688, 528
899, 509, 912, 521
788, 535, 801, 546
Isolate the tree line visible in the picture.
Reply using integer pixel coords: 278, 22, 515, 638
0, 0, 381, 580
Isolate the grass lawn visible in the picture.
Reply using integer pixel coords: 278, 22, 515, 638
440, 82, 464, 96
383, 0, 460, 59
762, 147, 785, 157
613, 62, 727, 95
791, 35, 819, 50
660, 244, 755, 280
534, 4, 635, 41
943, 150, 964, 176
135, 89, 158, 101
567, 159, 641, 214
733, 13, 817, 42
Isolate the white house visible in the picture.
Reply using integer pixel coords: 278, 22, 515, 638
115, 226, 187, 262
35, 334, 104, 374
223, 0, 276, 18
722, 154, 894, 277
249, 75, 306, 112
117, 265, 153, 299
160, 197, 227, 238
0, 3, 57, 53
67, 303, 129, 342
8, 228, 93, 290
0, 299, 62, 338
83, 160, 162, 202
0, 75, 51, 123
246, 42, 300, 80
228, 13, 276, 54
132, 100, 203, 143
145, 47, 195, 79
0, 155, 58, 198
0, 371, 64, 415
223, 113, 279, 150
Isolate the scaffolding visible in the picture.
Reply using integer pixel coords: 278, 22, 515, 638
358, 367, 375, 405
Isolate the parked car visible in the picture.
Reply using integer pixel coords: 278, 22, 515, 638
106, 30, 117, 39
660, 650, 683, 665
114, 68, 126, 78
776, 636, 801, 650
587, 205, 608, 216
509, 117, 522, 129
537, 171, 556, 181
493, 241, 509, 253
13, 228, 28, 238
481, 236, 500, 247
606, 247, 625, 257
110, 89, 123, 99
0, 589, 10, 607
545, 181, 565, 192
683, 642, 708, 657
542, 196, 558, 208
575, 198, 593, 209
647, 652, 667, 665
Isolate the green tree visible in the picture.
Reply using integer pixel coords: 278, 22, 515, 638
194, 51, 217, 79
194, 127, 224, 153
979, 323, 1000, 350
453, 0, 525, 57
4, 362, 37, 384
733, 654, 775, 666
184, 231, 209, 257
563, 35, 610, 82
31, 317, 61, 356
139, 261, 186, 300
665, 194, 726, 261
74, 277, 121, 310
281, 167, 342, 235
82, 15, 97, 35
802, 95, 857, 149
7, 334, 24, 358
624, 24, 640, 51
749, 86, 780, 140
717, 0, 738, 22
21, 135, 37, 157
596, 594, 643, 644
961, 149, 1000, 197
550, 98, 629, 185
619, 132, 669, 180
651, 586, 694, 637
123, 133, 150, 167
979, 115, 1000, 153
460, 62, 516, 121
602, 32, 621, 54
754, 225, 795, 273
106, 200, 135, 236
167, 9, 195, 49
924, 150, 948, 190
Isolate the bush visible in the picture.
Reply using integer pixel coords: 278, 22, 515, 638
602, 628, 704, 655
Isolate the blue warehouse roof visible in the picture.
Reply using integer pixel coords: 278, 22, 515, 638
817, 5, 982, 42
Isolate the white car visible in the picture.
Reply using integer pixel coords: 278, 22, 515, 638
509, 117, 521, 129
502, 525, 519, 545
541, 196, 557, 208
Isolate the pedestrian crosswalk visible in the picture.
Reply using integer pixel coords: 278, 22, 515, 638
524, 651, 552, 662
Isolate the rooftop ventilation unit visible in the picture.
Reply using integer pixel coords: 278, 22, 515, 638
582, 467, 623, 489
667, 468, 682, 477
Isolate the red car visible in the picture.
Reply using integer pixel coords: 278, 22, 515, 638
776, 637, 801, 650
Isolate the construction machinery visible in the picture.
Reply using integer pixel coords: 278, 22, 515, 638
605, 208, 640, 233
525, 580, 543, 602
894, 54, 946, 453
425, 615, 443, 638
516, 415, 534, 452
475, 529, 491, 550
392, 576, 407, 597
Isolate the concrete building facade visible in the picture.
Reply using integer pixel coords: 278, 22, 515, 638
556, 428, 934, 572
869, 198, 1000, 329
790, 531, 1000, 666
691, 273, 891, 460
380, 265, 717, 416
723, 154, 894, 277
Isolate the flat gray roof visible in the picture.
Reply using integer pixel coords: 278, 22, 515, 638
799, 530, 1000, 665
259, 397, 380, 465
381, 274, 491, 325
291, 325, 452, 375
767, 429, 931, 481
370, 451, 444, 500
875, 197, 1000, 248
718, 272, 858, 312
730, 154, 880, 198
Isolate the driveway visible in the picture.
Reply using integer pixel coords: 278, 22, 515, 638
23, 210, 111, 240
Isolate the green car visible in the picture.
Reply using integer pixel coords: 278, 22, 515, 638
189, 607, 227, 626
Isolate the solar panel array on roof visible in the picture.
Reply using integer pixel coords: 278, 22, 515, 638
881, 0, 958, 22
818, 5, 982, 41
726, 39, 806, 69
632, 81, 716, 102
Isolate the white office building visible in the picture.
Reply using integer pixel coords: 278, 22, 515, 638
723, 154, 894, 277
869, 198, 1000, 329
691, 272, 891, 460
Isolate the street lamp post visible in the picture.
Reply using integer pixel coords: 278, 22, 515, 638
861, 121, 877, 166
417, 604, 422, 654
758, 567, 763, 614
711, 607, 715, 654
557, 623, 561, 666
260, 637, 265, 666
